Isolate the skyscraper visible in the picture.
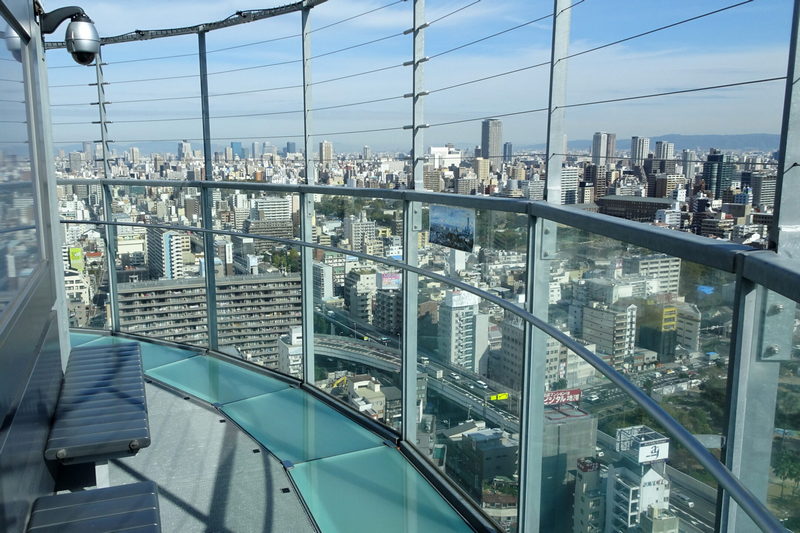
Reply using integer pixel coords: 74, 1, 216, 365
178, 140, 192, 161
285, 141, 297, 154
655, 141, 675, 160
503, 142, 513, 163
319, 140, 334, 168
630, 136, 650, 167
481, 119, 502, 171
682, 149, 696, 181
592, 132, 607, 166
606, 132, 616, 166
230, 141, 244, 160
702, 148, 734, 199
363, 145, 372, 160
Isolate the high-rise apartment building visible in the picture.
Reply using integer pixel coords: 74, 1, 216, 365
481, 119, 502, 171
751, 173, 777, 207
682, 149, 696, 181
561, 166, 579, 205
438, 289, 489, 371
630, 136, 650, 167
146, 228, 190, 280
117, 273, 301, 366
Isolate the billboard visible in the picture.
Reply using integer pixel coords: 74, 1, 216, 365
378, 272, 401, 290
429, 205, 475, 252
543, 389, 581, 405
68, 247, 84, 271
638, 441, 669, 464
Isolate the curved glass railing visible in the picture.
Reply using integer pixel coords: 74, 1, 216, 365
57, 178, 798, 532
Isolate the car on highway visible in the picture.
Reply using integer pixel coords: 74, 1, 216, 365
674, 492, 695, 508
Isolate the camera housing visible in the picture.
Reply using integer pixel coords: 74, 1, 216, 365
3, 25, 22, 62
65, 15, 99, 65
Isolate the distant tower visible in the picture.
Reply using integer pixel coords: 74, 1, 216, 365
363, 145, 372, 160
682, 149, 696, 181
630, 136, 650, 167
702, 148, 733, 199
592, 132, 608, 166
178, 140, 192, 161
285, 141, 297, 154
606, 133, 616, 166
503, 142, 513, 163
655, 141, 675, 161
481, 119, 502, 171
319, 140, 334, 168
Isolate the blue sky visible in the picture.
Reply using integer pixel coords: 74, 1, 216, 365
42, 0, 794, 154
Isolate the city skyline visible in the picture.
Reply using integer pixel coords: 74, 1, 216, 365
41, 0, 793, 153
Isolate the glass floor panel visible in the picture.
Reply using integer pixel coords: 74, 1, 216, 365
138, 342, 198, 371
291, 446, 474, 533
222, 388, 384, 465
146, 356, 290, 404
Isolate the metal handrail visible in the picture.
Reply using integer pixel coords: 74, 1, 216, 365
60, 216, 788, 531
57, 177, 754, 273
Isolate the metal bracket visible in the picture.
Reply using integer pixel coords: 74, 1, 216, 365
757, 290, 794, 361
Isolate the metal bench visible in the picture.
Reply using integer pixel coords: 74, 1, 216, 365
44, 342, 151, 465
27, 481, 161, 532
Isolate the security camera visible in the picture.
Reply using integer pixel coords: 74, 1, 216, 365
65, 14, 99, 65
40, 6, 100, 66
3, 25, 22, 62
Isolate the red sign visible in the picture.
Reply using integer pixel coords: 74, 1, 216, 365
544, 389, 581, 405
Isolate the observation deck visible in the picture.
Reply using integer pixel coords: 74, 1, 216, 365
2, 0, 800, 532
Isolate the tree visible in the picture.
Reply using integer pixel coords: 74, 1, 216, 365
773, 450, 799, 498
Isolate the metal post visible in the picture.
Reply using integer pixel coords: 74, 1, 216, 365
401, 0, 425, 446
773, 0, 800, 259
21, 16, 71, 365
518, 2, 571, 530
517, 214, 548, 532
544, 0, 571, 205
94, 49, 120, 332
301, 4, 316, 384
198, 31, 219, 350
724, 2, 800, 529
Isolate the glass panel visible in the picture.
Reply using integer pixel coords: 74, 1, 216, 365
313, 252, 404, 433
0, 20, 40, 321
755, 288, 800, 530
116, 228, 208, 347
416, 274, 522, 532
545, 224, 735, 530
214, 190, 299, 242
222, 388, 384, 464
62, 222, 111, 329
291, 446, 473, 533
213, 241, 303, 372
419, 203, 528, 289
110, 185, 202, 228
146, 356, 289, 404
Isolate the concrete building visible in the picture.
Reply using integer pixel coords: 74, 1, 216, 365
117, 273, 301, 367
278, 326, 303, 378
146, 228, 191, 280
313, 261, 334, 301
438, 289, 489, 372
582, 302, 637, 370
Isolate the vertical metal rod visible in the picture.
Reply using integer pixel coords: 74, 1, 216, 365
544, 0, 571, 206
401, 0, 425, 447
517, 214, 547, 532
518, 1, 571, 529
95, 49, 119, 332
301, 5, 316, 384
198, 31, 219, 350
